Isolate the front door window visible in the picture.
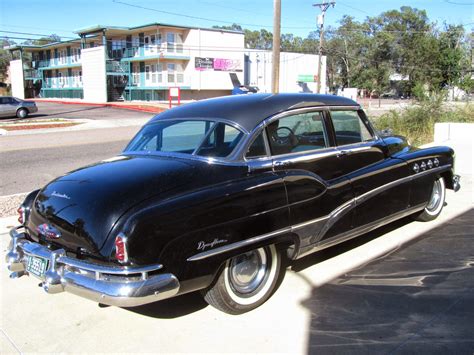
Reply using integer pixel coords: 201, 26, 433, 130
267, 112, 328, 156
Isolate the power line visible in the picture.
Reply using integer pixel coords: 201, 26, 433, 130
0, 24, 76, 35
0, 30, 76, 40
444, 0, 474, 5
337, 1, 370, 15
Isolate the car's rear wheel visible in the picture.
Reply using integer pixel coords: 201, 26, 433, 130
16, 108, 28, 119
415, 176, 446, 222
202, 244, 282, 314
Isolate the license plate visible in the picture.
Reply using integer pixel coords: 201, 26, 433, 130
26, 255, 49, 278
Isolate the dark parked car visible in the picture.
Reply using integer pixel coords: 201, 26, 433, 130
6, 94, 460, 314
0, 96, 38, 118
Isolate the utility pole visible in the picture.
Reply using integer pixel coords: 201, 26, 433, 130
271, 0, 281, 93
313, 1, 335, 93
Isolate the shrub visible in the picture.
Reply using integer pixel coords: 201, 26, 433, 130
373, 98, 474, 146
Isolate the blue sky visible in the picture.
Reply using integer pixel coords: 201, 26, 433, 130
0, 0, 472, 41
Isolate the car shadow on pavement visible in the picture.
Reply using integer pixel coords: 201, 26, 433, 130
299, 208, 474, 354
122, 291, 208, 319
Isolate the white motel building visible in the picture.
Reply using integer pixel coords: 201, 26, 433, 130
8, 22, 326, 102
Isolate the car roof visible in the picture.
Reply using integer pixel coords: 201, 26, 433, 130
151, 93, 359, 133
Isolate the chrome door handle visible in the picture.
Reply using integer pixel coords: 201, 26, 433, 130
337, 150, 350, 158
274, 161, 289, 168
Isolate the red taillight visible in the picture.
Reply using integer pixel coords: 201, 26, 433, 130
17, 206, 25, 224
114, 234, 128, 263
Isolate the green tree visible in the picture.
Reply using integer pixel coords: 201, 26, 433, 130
244, 29, 273, 50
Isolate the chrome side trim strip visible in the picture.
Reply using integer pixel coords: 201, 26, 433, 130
186, 164, 452, 262
355, 165, 449, 206
187, 227, 291, 262
297, 203, 427, 259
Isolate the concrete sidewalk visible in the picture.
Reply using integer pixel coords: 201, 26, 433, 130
1, 176, 472, 353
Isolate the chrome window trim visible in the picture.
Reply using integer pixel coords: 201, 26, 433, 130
124, 151, 248, 167
186, 164, 452, 262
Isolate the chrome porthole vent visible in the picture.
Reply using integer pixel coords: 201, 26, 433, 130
413, 163, 420, 173
434, 158, 440, 167
427, 160, 433, 169
420, 161, 427, 171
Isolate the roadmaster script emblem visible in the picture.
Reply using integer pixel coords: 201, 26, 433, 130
51, 191, 71, 200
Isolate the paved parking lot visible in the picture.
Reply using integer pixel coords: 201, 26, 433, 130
0, 177, 472, 354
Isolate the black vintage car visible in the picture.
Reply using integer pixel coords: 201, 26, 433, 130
6, 94, 460, 314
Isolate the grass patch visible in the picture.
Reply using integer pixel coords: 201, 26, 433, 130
373, 99, 474, 146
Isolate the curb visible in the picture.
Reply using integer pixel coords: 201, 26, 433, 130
32, 99, 166, 114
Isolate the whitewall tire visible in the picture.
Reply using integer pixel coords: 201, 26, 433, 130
202, 245, 282, 314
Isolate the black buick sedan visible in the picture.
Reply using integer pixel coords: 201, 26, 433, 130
6, 94, 460, 314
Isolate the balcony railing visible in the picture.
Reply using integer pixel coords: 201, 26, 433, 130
108, 44, 190, 60
43, 77, 83, 89
128, 73, 189, 87
24, 69, 41, 79
33, 57, 81, 69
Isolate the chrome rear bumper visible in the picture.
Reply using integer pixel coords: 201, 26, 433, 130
5, 227, 180, 307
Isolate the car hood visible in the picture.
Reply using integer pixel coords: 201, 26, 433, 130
27, 155, 197, 256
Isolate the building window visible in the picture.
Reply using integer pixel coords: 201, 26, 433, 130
58, 72, 63, 87
145, 65, 151, 80
132, 63, 139, 85
167, 33, 175, 53
167, 63, 175, 83
176, 33, 183, 53
111, 39, 125, 59
151, 64, 157, 84
157, 63, 163, 83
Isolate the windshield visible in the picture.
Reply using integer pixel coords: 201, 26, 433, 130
124, 119, 244, 158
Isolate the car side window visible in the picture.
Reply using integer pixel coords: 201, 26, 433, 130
266, 112, 327, 156
246, 132, 267, 158
330, 110, 373, 146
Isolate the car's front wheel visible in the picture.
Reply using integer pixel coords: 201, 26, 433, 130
16, 108, 28, 119
202, 244, 282, 314
415, 176, 446, 221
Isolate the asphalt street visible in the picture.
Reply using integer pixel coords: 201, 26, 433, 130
0, 102, 152, 196
0, 139, 128, 195
1, 101, 153, 122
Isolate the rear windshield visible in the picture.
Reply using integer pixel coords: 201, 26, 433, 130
124, 120, 244, 158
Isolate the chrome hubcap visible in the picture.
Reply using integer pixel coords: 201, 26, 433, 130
229, 248, 268, 295
427, 179, 442, 211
